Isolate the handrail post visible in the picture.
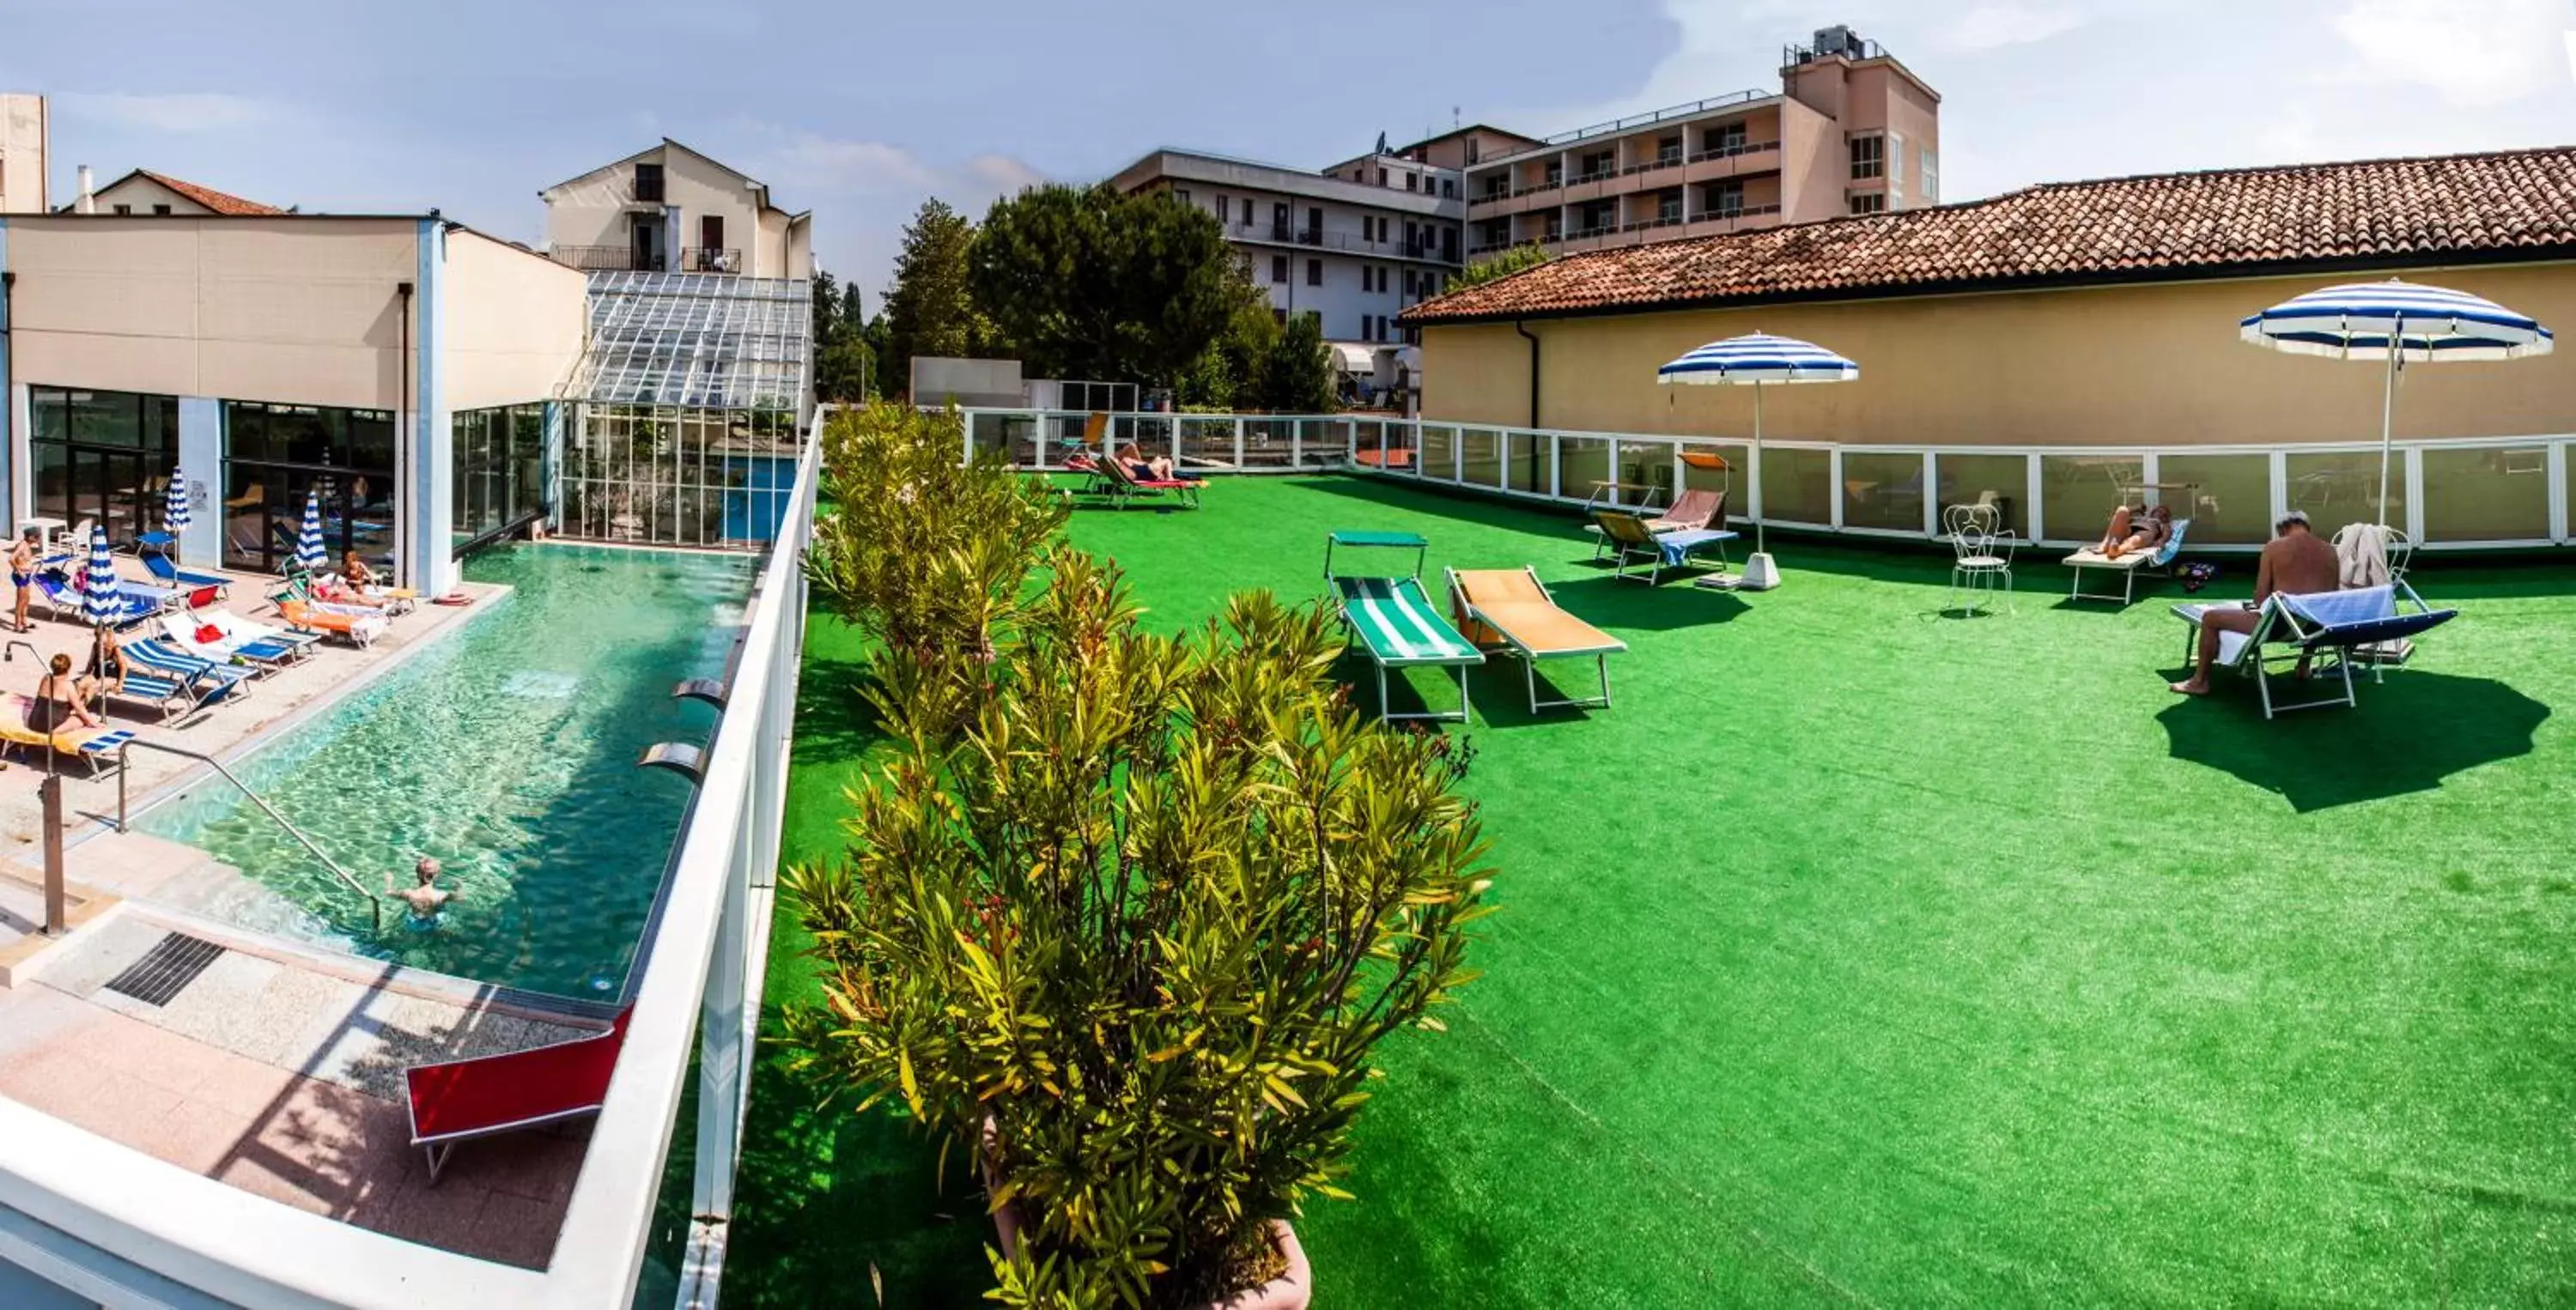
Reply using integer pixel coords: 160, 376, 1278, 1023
118, 745, 130, 834
40, 774, 66, 936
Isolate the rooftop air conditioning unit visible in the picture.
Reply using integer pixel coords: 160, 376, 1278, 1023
1813, 25, 1860, 58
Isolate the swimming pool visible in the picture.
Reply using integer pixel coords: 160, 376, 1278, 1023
135, 543, 756, 998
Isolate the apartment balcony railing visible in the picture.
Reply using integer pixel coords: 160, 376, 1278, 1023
682, 246, 743, 274
1624, 155, 1686, 177
1691, 139, 1782, 165
551, 245, 664, 272
1235, 223, 1459, 263
1624, 215, 1687, 233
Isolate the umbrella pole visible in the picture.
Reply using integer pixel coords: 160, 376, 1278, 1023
2377, 347, 2397, 527
1753, 381, 1766, 557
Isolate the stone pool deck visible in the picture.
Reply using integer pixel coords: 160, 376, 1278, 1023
0, 561, 602, 1269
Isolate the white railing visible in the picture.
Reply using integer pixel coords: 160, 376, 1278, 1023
984, 408, 2576, 552
0, 423, 822, 1307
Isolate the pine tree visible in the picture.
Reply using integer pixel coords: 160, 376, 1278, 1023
882, 199, 979, 401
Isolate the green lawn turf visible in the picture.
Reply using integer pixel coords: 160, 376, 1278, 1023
732, 473, 2576, 1307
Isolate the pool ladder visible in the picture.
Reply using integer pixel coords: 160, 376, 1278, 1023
113, 739, 386, 935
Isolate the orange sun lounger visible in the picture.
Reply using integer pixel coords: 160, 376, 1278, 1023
276, 597, 386, 649
1446, 567, 1627, 714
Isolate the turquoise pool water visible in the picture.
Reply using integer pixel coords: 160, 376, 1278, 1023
136, 543, 755, 998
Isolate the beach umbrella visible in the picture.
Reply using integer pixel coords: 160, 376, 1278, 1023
82, 526, 122, 628
2241, 280, 2551, 525
296, 492, 328, 574
164, 469, 191, 563
1657, 332, 1859, 590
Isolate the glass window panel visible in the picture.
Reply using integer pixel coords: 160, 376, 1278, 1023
1758, 446, 1832, 525
31, 442, 70, 525
1421, 425, 1458, 482
2038, 454, 2142, 543
224, 402, 268, 464
1841, 452, 1926, 531
1558, 437, 1612, 500
2154, 453, 2268, 545
2284, 449, 2405, 533
1460, 428, 1502, 488
1932, 454, 2028, 539
2421, 446, 2549, 543
1502, 433, 1545, 494
70, 390, 141, 447
32, 388, 70, 445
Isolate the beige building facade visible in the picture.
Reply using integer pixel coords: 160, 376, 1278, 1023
540, 139, 811, 279
0, 94, 46, 215
0, 213, 588, 592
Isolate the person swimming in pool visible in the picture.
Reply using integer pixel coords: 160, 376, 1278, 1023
386, 857, 464, 925
9, 531, 39, 634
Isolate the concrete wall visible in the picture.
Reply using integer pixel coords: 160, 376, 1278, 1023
441, 227, 586, 412
4, 215, 418, 408
0, 94, 45, 215
1419, 261, 2576, 448
91, 176, 214, 216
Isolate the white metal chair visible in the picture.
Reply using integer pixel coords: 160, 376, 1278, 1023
1945, 505, 2016, 615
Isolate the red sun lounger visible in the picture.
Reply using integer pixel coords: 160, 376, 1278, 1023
404, 1010, 629, 1183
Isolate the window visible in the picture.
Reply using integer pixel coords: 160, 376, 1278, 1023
220, 400, 398, 573
1466, 139, 1480, 164
1920, 149, 1939, 203
1273, 307, 1286, 325
1581, 149, 1613, 179
1376, 168, 1387, 185
1212, 193, 1226, 219
151, 203, 172, 215
697, 215, 726, 270
1704, 122, 1747, 155
1850, 135, 1884, 180
1306, 258, 1321, 286
1544, 161, 1563, 186
1404, 270, 1419, 296
1482, 175, 1508, 199
1849, 193, 1886, 215
1240, 197, 1253, 223
1175, 188, 1191, 206
1272, 255, 1288, 283
1307, 207, 1322, 239
1707, 179, 1745, 217
452, 403, 550, 549
1656, 136, 1681, 165
1441, 178, 1455, 198
27, 386, 181, 549
1658, 191, 1683, 223
634, 162, 665, 203
1406, 173, 1419, 191
112, 203, 131, 215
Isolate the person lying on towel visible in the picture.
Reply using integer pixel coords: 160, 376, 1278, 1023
2171, 510, 2339, 697
2094, 503, 2171, 559
1115, 444, 1178, 482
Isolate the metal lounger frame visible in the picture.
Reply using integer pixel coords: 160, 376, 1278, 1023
1445, 566, 1618, 715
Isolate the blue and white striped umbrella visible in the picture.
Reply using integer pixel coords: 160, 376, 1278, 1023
165, 468, 191, 535
82, 526, 122, 628
295, 492, 327, 573
1656, 332, 1862, 384
1658, 332, 1860, 558
2242, 280, 2553, 523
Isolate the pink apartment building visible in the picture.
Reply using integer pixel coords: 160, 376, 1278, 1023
1461, 26, 1941, 258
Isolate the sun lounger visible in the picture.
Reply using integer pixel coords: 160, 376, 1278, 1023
1092, 446, 1206, 510
32, 571, 178, 627
1447, 567, 1626, 713
1583, 488, 1724, 561
159, 610, 319, 671
123, 638, 254, 707
136, 533, 229, 596
277, 597, 386, 649
405, 1012, 629, 1184
1593, 511, 1738, 585
2171, 582, 2457, 719
0, 694, 137, 776
2064, 519, 2192, 603
1325, 531, 1484, 723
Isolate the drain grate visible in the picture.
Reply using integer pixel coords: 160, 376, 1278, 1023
102, 932, 227, 1007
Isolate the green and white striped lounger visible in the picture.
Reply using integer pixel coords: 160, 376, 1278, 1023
1324, 531, 1483, 724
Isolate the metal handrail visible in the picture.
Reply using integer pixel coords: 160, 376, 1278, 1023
116, 737, 384, 934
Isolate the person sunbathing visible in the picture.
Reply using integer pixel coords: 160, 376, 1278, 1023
342, 549, 380, 590
80, 626, 129, 702
1114, 444, 1180, 482
2096, 504, 2171, 559
30, 653, 103, 733
2172, 511, 2341, 696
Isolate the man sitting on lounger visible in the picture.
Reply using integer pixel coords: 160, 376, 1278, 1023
2172, 510, 2340, 696
387, 857, 464, 927
2095, 504, 2171, 560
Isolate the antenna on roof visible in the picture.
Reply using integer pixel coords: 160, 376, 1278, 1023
1453, 106, 1461, 129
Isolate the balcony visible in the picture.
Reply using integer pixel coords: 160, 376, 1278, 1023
550, 245, 664, 272
1231, 223, 1459, 264
683, 246, 743, 274
1690, 139, 1781, 166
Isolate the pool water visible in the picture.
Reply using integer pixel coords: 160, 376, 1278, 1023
136, 543, 755, 998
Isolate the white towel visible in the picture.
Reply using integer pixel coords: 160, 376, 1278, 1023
2335, 522, 2390, 589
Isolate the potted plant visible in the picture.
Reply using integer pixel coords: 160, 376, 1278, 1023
788, 482, 1491, 1307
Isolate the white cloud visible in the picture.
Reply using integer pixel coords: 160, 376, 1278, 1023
2328, 0, 2570, 107
1944, 4, 2087, 52
747, 130, 1043, 204
58, 92, 283, 133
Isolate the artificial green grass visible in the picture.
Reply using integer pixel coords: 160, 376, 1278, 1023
738, 474, 2576, 1307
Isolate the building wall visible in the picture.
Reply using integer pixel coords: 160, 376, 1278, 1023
1419, 262, 2576, 448
0, 95, 45, 215
89, 176, 216, 216
539, 159, 642, 255
658, 144, 763, 267
1251, 247, 1441, 343
441, 227, 587, 412
4, 215, 419, 409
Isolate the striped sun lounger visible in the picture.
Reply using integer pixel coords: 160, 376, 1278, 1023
1325, 531, 1484, 723
123, 638, 254, 708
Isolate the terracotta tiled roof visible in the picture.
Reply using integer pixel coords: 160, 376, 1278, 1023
133, 169, 285, 216
1406, 145, 2576, 324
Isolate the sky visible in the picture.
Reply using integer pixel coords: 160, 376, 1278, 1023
5, 0, 2574, 310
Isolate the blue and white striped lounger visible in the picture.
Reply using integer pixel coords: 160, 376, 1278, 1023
1324, 531, 1484, 724
123, 638, 254, 708
2172, 581, 2457, 719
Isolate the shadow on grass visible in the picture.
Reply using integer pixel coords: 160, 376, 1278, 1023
2156, 670, 2549, 811
1544, 575, 1749, 632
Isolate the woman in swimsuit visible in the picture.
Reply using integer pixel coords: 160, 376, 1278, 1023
81, 627, 129, 703
2096, 504, 2171, 560
30, 653, 103, 734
